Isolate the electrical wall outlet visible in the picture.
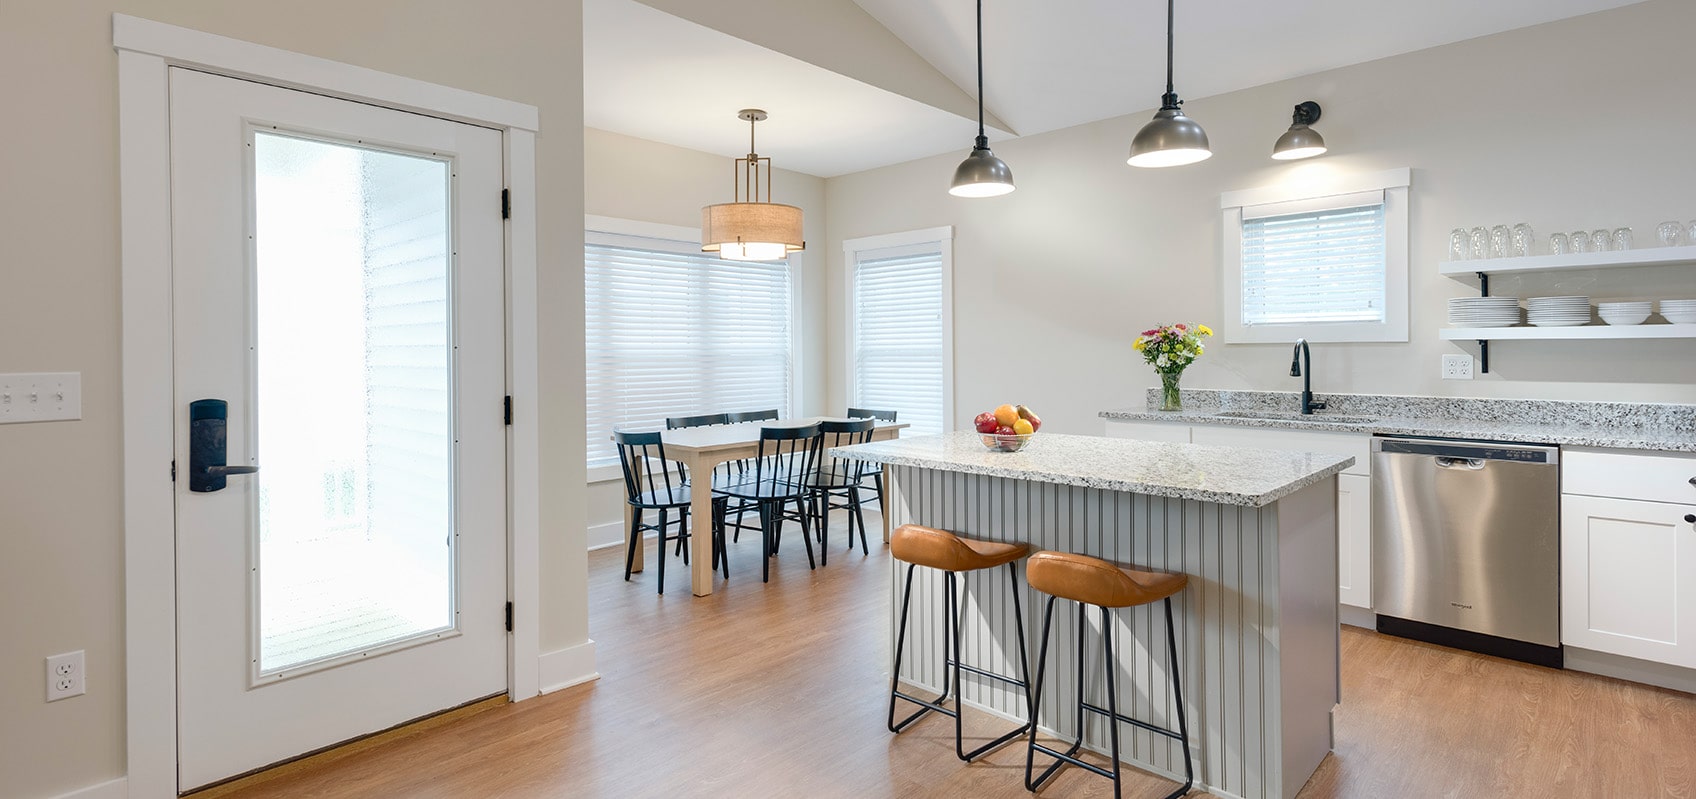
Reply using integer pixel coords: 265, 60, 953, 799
0, 372, 82, 424
46, 651, 85, 701
1441, 354, 1475, 380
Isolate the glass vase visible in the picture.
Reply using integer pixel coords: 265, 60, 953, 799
1159, 372, 1183, 412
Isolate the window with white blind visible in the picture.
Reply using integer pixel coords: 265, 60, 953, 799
584, 219, 795, 469
844, 227, 953, 437
1221, 169, 1410, 343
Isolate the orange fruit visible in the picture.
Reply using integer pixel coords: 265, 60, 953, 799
994, 404, 1019, 427
1012, 418, 1034, 436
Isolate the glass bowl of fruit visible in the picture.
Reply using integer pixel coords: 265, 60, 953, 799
973, 404, 1041, 452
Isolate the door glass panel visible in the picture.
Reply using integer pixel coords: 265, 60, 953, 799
253, 132, 454, 675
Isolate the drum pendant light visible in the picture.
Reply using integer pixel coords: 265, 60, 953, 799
949, 0, 1015, 197
702, 109, 805, 261
1127, 0, 1211, 168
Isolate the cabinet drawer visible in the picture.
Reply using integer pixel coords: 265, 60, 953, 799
1189, 424, 1370, 476
1564, 448, 1696, 505
1103, 420, 1191, 443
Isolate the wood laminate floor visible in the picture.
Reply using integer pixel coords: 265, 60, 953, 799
207, 514, 1696, 798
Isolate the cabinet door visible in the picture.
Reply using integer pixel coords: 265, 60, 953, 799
1561, 494, 1696, 668
1337, 473, 1371, 610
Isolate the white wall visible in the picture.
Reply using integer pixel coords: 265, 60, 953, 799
582, 127, 828, 547
824, 0, 1696, 436
0, 3, 586, 797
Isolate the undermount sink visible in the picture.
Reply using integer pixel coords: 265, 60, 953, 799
1211, 410, 1380, 425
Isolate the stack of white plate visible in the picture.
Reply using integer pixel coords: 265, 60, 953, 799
1447, 296, 1520, 327
1598, 301, 1652, 326
1526, 296, 1591, 327
1661, 299, 1696, 324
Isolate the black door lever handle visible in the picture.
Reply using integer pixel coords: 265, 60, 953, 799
205, 465, 259, 477
190, 399, 258, 492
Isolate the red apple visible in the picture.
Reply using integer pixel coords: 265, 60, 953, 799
974, 411, 999, 434
1015, 404, 1042, 431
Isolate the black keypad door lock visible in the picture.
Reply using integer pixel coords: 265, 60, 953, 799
189, 399, 259, 493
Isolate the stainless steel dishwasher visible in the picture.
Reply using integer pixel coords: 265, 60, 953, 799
1371, 436, 1562, 667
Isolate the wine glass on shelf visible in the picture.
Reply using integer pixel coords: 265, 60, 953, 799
1658, 221, 1682, 247
1549, 233, 1569, 255
1570, 230, 1590, 253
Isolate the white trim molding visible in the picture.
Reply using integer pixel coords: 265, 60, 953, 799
538, 639, 601, 694
116, 15, 549, 798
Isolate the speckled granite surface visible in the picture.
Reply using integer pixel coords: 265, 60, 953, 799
830, 431, 1353, 508
1101, 390, 1696, 452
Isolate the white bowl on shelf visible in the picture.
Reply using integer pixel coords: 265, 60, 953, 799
1599, 311, 1650, 325
1659, 299, 1696, 324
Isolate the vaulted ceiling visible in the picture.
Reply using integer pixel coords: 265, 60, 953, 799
585, 0, 1646, 177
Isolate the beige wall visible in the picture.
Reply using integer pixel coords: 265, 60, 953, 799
0, 2, 586, 797
582, 127, 828, 546
825, 0, 1696, 436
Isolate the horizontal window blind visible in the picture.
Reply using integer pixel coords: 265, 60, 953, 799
1241, 202, 1386, 326
852, 246, 945, 436
585, 235, 791, 468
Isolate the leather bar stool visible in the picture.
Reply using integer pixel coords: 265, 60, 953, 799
1024, 550, 1194, 799
887, 524, 1033, 761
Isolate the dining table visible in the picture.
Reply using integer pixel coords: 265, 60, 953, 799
623, 417, 909, 596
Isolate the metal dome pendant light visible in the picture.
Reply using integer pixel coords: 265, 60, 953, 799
949, 0, 1015, 197
702, 109, 805, 261
1127, 0, 1211, 168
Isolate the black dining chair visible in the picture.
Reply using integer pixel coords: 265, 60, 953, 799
666, 413, 730, 430
726, 409, 779, 423
846, 408, 897, 508
613, 430, 727, 594
716, 409, 780, 542
810, 418, 876, 556
713, 423, 823, 583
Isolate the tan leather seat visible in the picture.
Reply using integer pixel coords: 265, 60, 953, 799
1025, 550, 1187, 608
890, 524, 1028, 572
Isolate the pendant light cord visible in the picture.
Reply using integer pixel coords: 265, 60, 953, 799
974, 0, 988, 149
1161, 0, 1179, 110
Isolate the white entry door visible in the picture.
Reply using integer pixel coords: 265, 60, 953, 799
169, 68, 508, 790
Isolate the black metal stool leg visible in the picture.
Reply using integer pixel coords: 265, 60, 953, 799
1164, 597, 1195, 799
889, 564, 951, 732
1103, 605, 1124, 799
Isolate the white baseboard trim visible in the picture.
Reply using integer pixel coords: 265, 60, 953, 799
1566, 647, 1696, 695
538, 639, 599, 694
586, 520, 627, 551
51, 777, 127, 799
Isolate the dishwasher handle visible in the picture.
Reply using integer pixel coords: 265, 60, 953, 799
1435, 456, 1487, 470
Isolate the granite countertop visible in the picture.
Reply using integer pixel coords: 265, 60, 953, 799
1100, 390, 1696, 452
830, 431, 1353, 508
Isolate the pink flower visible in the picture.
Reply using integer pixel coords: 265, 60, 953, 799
1141, 328, 1158, 337
1173, 323, 1186, 330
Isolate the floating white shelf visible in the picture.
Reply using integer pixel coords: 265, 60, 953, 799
1438, 245, 1696, 277
1440, 324, 1696, 341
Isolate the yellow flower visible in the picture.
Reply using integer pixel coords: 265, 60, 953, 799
1197, 324, 1213, 337
1132, 338, 1146, 351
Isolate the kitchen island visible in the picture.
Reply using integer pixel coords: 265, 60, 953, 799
833, 431, 1353, 799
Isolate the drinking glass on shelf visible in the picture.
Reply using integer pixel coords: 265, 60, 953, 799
1591, 229, 1611, 253
1688, 221, 1696, 246
1549, 232, 1569, 255
1510, 223, 1533, 257
1490, 225, 1510, 258
1450, 228, 1469, 261
1469, 227, 1489, 260
1570, 230, 1591, 253
1613, 227, 1633, 251
1658, 221, 1682, 247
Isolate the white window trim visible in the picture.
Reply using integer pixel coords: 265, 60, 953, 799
583, 215, 803, 483
117, 16, 549, 797
841, 226, 955, 432
1220, 167, 1411, 344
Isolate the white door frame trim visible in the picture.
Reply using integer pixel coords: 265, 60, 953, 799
115, 15, 543, 798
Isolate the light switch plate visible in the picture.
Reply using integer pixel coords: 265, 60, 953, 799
0, 372, 81, 424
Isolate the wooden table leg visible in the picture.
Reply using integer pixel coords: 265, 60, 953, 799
625, 457, 644, 573
688, 452, 716, 596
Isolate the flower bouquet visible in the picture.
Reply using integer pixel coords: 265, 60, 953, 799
1132, 323, 1213, 411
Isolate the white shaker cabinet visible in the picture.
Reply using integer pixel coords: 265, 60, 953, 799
1561, 449, 1696, 668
